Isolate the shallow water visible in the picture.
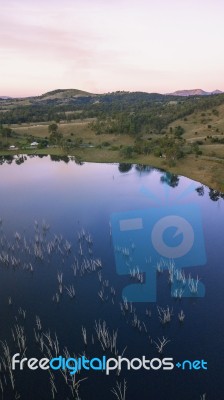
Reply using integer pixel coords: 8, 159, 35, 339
0, 155, 223, 399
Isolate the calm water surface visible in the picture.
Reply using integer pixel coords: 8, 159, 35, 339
0, 155, 223, 400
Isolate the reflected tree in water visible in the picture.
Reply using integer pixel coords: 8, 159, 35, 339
37, 154, 48, 159
118, 163, 133, 173
209, 188, 224, 201
135, 164, 153, 175
195, 186, 205, 196
160, 172, 180, 188
0, 155, 14, 165
50, 155, 70, 163
15, 155, 27, 165
73, 156, 84, 165
0, 154, 85, 166
195, 185, 224, 201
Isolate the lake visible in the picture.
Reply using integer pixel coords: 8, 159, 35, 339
0, 154, 223, 400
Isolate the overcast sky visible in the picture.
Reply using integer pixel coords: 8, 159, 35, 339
1, 0, 224, 97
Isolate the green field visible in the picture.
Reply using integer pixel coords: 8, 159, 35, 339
1, 89, 224, 191
0, 118, 222, 191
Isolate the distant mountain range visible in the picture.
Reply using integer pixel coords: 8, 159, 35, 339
0, 90, 92, 101
0, 96, 11, 99
0, 88, 223, 100
167, 89, 223, 96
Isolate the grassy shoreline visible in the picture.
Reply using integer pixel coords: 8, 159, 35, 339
1, 147, 224, 192
1, 91, 224, 192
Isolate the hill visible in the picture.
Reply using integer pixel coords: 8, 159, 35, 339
38, 89, 94, 100
168, 89, 223, 96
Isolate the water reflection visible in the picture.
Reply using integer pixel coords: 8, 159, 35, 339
118, 163, 133, 173
0, 154, 84, 166
1, 155, 224, 203
50, 155, 70, 163
195, 185, 224, 201
135, 164, 153, 174
160, 172, 180, 188
0, 156, 223, 399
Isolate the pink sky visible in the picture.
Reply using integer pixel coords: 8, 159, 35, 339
1, 0, 224, 97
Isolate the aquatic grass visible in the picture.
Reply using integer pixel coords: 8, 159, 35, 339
178, 310, 185, 322
81, 326, 87, 346
188, 274, 200, 294
65, 285, 76, 298
0, 340, 15, 391
111, 379, 127, 400
0, 215, 206, 398
157, 306, 173, 324
172, 288, 185, 299
95, 320, 118, 355
18, 307, 26, 319
129, 267, 144, 283
36, 315, 42, 331
154, 337, 170, 354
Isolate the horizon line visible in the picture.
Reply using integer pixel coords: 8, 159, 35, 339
1, 87, 223, 99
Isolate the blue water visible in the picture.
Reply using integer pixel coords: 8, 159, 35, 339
0, 155, 223, 400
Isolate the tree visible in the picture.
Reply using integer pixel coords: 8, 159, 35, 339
174, 125, 185, 138
0, 126, 12, 138
120, 146, 134, 158
48, 123, 63, 145
48, 123, 58, 135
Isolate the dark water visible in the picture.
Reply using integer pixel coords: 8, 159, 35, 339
0, 155, 223, 400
